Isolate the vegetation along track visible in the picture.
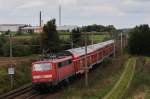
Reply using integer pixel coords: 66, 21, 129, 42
103, 58, 136, 99
0, 83, 32, 99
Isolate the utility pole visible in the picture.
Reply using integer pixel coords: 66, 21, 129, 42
71, 32, 73, 49
39, 11, 42, 27
85, 32, 88, 87
9, 33, 12, 58
121, 33, 123, 55
59, 4, 61, 26
91, 32, 94, 46
9, 32, 14, 89
113, 32, 116, 57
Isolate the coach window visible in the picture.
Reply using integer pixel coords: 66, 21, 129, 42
58, 59, 72, 68
58, 62, 62, 68
69, 59, 72, 64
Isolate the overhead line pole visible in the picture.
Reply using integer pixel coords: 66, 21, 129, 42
85, 32, 88, 87
71, 32, 73, 49
9, 33, 12, 58
9, 32, 14, 89
121, 33, 123, 55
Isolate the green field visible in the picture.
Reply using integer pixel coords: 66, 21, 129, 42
13, 35, 37, 40
59, 34, 111, 42
13, 34, 110, 43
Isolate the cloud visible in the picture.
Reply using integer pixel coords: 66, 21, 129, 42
0, 0, 150, 28
59, 0, 77, 5
123, 0, 150, 5
16, 1, 46, 9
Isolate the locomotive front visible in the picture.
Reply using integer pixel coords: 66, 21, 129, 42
32, 61, 57, 90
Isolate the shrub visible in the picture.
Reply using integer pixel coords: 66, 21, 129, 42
13, 45, 32, 57
128, 24, 150, 56
0, 36, 8, 56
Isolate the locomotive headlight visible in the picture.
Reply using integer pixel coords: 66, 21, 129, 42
33, 75, 52, 79
43, 75, 52, 78
33, 75, 41, 79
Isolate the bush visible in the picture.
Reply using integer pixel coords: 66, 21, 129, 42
0, 36, 8, 56
13, 45, 32, 57
128, 24, 150, 56
0, 61, 32, 94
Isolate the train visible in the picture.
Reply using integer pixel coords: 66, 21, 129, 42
32, 40, 115, 90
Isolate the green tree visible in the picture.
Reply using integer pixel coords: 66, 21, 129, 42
0, 36, 7, 56
40, 19, 60, 52
128, 24, 150, 56
81, 24, 116, 32
71, 27, 81, 47
5, 30, 10, 35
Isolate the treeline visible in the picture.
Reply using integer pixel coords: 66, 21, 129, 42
128, 24, 150, 56
82, 24, 116, 32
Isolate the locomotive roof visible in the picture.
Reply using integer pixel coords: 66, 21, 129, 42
67, 40, 114, 58
33, 56, 72, 64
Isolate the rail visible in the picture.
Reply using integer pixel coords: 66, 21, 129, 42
0, 83, 32, 99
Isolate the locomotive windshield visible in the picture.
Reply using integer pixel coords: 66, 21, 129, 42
33, 63, 51, 71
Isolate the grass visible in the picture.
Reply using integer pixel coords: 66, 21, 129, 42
59, 34, 111, 43
60, 35, 70, 41
14, 35, 37, 40
12, 34, 110, 44
104, 58, 136, 99
61, 55, 128, 99
91, 35, 110, 42
123, 57, 150, 99
0, 60, 33, 95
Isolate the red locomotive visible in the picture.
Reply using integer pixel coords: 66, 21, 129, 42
32, 40, 115, 89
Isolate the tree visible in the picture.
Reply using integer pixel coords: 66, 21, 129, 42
0, 36, 7, 56
71, 27, 81, 47
40, 19, 60, 53
5, 30, 10, 35
128, 24, 150, 56
81, 24, 116, 32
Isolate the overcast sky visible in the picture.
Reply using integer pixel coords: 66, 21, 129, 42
0, 0, 150, 28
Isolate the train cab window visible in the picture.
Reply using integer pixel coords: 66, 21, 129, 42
58, 59, 72, 68
33, 63, 51, 71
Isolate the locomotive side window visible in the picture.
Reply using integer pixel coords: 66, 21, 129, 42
34, 63, 51, 71
58, 59, 72, 68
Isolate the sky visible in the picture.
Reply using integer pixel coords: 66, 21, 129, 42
0, 0, 150, 29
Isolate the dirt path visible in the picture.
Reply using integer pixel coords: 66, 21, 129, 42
103, 58, 136, 99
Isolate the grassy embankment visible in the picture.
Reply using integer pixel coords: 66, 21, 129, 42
61, 55, 128, 99
104, 58, 136, 99
123, 57, 150, 99
0, 58, 36, 95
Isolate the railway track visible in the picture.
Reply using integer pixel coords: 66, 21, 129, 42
0, 83, 32, 99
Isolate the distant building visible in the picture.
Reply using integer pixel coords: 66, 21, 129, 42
0, 24, 27, 32
57, 25, 78, 32
21, 26, 43, 34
